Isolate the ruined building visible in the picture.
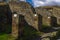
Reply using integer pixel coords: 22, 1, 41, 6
35, 6, 60, 26
10, 1, 60, 38
0, 1, 60, 39
9, 1, 39, 38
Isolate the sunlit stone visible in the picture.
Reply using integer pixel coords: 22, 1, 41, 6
48, 16, 50, 18
34, 14, 37, 16
14, 14, 17, 17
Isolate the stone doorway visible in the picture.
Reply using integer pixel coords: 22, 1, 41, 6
38, 14, 42, 31
18, 15, 25, 38
17, 14, 40, 40
51, 16, 57, 27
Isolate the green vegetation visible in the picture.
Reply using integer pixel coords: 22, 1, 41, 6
19, 25, 42, 40
0, 26, 12, 40
0, 34, 8, 40
0, 34, 15, 40
0, 25, 42, 40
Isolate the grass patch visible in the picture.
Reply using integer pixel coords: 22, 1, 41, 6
0, 25, 12, 40
0, 34, 8, 40
0, 34, 15, 40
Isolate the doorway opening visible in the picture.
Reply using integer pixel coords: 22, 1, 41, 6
51, 16, 57, 27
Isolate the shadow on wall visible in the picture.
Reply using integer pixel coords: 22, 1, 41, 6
38, 14, 42, 31
16, 15, 41, 40
0, 4, 12, 34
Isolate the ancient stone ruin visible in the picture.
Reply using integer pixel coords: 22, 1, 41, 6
0, 1, 60, 40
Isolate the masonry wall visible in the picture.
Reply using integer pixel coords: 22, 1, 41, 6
35, 7, 51, 26
42, 16, 51, 26
35, 6, 60, 26
53, 7, 60, 25
12, 12, 19, 38
11, 2, 60, 32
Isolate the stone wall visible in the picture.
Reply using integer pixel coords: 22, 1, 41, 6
10, 1, 39, 30
35, 6, 60, 26
11, 2, 60, 31
53, 7, 60, 25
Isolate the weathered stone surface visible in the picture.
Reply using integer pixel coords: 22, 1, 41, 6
35, 6, 60, 26
0, 2, 60, 40
9, 1, 39, 30
9, 1, 39, 39
35, 6, 52, 26
41, 38, 50, 40
12, 13, 19, 38
42, 16, 51, 26
57, 18, 60, 25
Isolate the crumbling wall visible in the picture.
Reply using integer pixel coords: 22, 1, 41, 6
53, 7, 60, 25
10, 1, 39, 30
